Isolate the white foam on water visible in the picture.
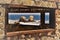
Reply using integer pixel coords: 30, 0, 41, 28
8, 20, 40, 26
45, 21, 49, 24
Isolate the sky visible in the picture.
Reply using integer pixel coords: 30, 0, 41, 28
8, 13, 40, 15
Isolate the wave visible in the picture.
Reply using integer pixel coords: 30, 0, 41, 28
8, 20, 40, 24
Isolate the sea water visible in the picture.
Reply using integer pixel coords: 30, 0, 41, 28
8, 13, 49, 24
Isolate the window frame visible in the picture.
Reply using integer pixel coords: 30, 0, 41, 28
5, 5, 56, 32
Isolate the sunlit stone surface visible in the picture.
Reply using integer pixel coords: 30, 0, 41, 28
0, 0, 60, 40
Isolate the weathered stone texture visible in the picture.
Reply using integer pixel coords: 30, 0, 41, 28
55, 10, 60, 39
0, 0, 57, 8
0, 0, 59, 40
0, 6, 5, 39
0, 0, 12, 4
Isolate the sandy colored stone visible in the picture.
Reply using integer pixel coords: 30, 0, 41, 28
56, 10, 60, 15
56, 22, 60, 29
0, 0, 5, 4
47, 37, 56, 40
26, 38, 30, 40
56, 18, 60, 21
0, 0, 12, 4
0, 23, 4, 30
0, 7, 5, 17
54, 9, 60, 38
0, 6, 5, 39
47, 0, 55, 1
41, 36, 48, 40
47, 0, 60, 2
56, 15, 60, 18
12, 0, 21, 4
55, 29, 60, 38
36, 1, 56, 8
20, 0, 34, 6
4, 0, 12, 4
30, 37, 35, 40
10, 0, 57, 8
7, 37, 11, 40
0, 38, 4, 40
0, 17, 5, 23
12, 0, 34, 6
0, 30, 4, 35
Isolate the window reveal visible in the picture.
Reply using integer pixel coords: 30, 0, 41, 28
5, 6, 55, 32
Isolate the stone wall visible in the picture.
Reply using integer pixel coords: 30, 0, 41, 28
0, 0, 57, 8
0, 5, 5, 40
0, 0, 60, 4
0, 0, 60, 40
55, 9, 60, 38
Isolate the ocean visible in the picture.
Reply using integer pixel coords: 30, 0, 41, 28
8, 15, 41, 20
8, 15, 49, 21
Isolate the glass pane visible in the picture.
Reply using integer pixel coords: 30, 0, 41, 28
45, 12, 50, 24
8, 13, 41, 26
